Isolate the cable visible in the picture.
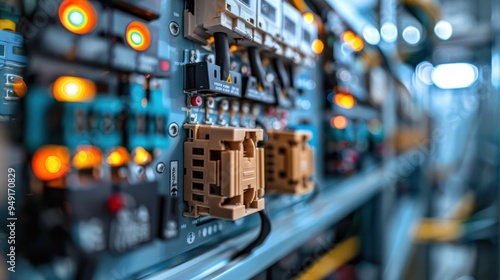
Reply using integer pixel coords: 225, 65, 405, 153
214, 32, 230, 81
272, 57, 290, 89
247, 47, 266, 85
231, 210, 272, 260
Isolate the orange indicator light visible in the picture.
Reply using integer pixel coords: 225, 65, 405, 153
59, 0, 97, 34
32, 145, 71, 181
106, 147, 130, 167
53, 76, 96, 102
133, 146, 152, 165
126, 21, 151, 52
331, 115, 348, 129
73, 146, 102, 169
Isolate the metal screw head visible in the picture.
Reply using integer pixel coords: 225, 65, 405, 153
135, 166, 145, 176
241, 102, 250, 113
156, 162, 166, 174
168, 122, 179, 137
220, 100, 229, 111
169, 21, 180, 36
206, 97, 215, 108
231, 101, 239, 112
189, 113, 198, 123
205, 54, 215, 64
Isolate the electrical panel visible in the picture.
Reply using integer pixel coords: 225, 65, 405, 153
1, 0, 328, 278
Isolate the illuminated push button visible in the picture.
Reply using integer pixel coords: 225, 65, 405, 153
126, 21, 151, 52
133, 147, 152, 166
73, 146, 102, 169
13, 78, 28, 98
53, 76, 96, 102
32, 145, 71, 181
106, 147, 130, 167
59, 0, 98, 34
334, 93, 355, 109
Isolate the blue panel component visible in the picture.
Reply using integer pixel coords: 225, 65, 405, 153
0, 30, 28, 116
63, 102, 94, 150
25, 86, 57, 151
149, 86, 169, 148
128, 82, 150, 149
0, 30, 28, 64
91, 95, 124, 150
128, 82, 168, 150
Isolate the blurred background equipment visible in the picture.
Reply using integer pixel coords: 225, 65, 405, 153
0, 0, 499, 279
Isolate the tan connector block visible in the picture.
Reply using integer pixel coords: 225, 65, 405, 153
265, 130, 314, 194
183, 124, 265, 220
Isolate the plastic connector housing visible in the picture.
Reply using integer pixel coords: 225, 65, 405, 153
281, 2, 302, 62
265, 130, 314, 194
300, 20, 318, 62
183, 124, 265, 220
256, 0, 282, 50
185, 0, 259, 44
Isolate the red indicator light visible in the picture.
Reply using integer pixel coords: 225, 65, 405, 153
160, 60, 170, 72
107, 193, 125, 215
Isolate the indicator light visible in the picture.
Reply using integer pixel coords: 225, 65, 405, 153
351, 37, 364, 52
13, 78, 27, 98
107, 193, 125, 215
311, 39, 324, 54
59, 0, 97, 34
341, 31, 364, 52
73, 146, 102, 169
303, 13, 315, 24
32, 145, 71, 181
126, 21, 151, 52
331, 116, 348, 129
160, 60, 170, 72
229, 44, 239, 52
334, 93, 355, 109
106, 147, 130, 167
342, 31, 355, 43
53, 76, 96, 102
133, 147, 152, 166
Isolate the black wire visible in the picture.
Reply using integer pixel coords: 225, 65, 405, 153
247, 47, 266, 85
231, 210, 272, 260
214, 32, 230, 81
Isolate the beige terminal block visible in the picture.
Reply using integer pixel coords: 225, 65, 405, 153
183, 124, 265, 220
265, 130, 314, 194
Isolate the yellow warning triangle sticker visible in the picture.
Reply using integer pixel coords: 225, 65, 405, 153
226, 74, 232, 84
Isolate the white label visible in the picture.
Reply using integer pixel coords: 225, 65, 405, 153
170, 161, 179, 197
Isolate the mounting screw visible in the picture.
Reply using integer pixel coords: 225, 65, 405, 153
169, 22, 180, 36
168, 122, 179, 137
135, 166, 145, 176
189, 113, 198, 123
156, 162, 166, 174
